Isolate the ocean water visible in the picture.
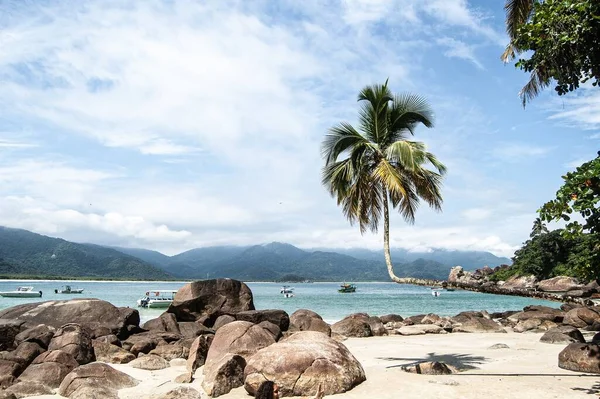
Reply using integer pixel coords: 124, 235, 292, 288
0, 280, 561, 324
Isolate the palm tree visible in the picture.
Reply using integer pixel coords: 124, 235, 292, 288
530, 217, 549, 238
501, 0, 548, 106
321, 81, 446, 283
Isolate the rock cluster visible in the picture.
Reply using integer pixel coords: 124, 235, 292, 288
447, 266, 598, 304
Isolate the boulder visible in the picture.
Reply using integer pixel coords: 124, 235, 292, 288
289, 309, 331, 336
235, 309, 290, 331
1, 342, 45, 368
404, 314, 427, 325
178, 321, 214, 338
17, 350, 79, 388
167, 279, 254, 323
4, 381, 53, 398
202, 353, 246, 397
142, 313, 180, 334
206, 321, 275, 363
213, 315, 236, 331
331, 314, 372, 338
0, 299, 137, 338
48, 323, 94, 365
379, 314, 404, 324
0, 320, 25, 351
488, 343, 510, 349
563, 307, 600, 329
0, 360, 22, 386
14, 324, 55, 349
502, 275, 537, 289
93, 334, 120, 347
401, 361, 457, 375
366, 316, 387, 336
540, 326, 586, 344
258, 321, 282, 341
92, 341, 135, 364
187, 335, 210, 375
513, 318, 544, 333
558, 343, 600, 374
150, 386, 203, 399
0, 392, 16, 399
245, 331, 365, 397
130, 354, 169, 370
537, 276, 581, 293
58, 362, 139, 397
149, 344, 189, 361
421, 313, 443, 325
448, 266, 466, 283
397, 324, 446, 335
508, 306, 564, 323
122, 331, 181, 356
452, 317, 506, 333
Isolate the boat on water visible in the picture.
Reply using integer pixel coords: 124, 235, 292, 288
280, 285, 294, 294
0, 286, 43, 298
338, 283, 357, 293
445, 288, 455, 292
137, 290, 177, 308
432, 290, 441, 297
54, 285, 84, 294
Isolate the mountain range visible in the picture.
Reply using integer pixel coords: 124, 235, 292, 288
0, 226, 511, 281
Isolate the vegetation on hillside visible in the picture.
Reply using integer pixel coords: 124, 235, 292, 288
321, 80, 446, 284
490, 154, 600, 283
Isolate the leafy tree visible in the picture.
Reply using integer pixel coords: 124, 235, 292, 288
502, 0, 600, 105
539, 152, 600, 238
321, 81, 446, 283
511, 229, 572, 278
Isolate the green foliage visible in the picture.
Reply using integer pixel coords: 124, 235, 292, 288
488, 266, 520, 282
539, 153, 600, 238
504, 0, 600, 105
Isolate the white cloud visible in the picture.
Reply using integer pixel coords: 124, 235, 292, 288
462, 208, 492, 221
436, 37, 484, 69
547, 87, 600, 131
0, 139, 37, 148
492, 143, 553, 161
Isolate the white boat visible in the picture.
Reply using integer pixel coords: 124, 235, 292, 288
137, 290, 177, 308
0, 286, 43, 298
280, 285, 294, 294
431, 290, 441, 297
54, 285, 84, 294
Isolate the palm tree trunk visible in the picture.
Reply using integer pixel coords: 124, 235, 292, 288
382, 188, 442, 287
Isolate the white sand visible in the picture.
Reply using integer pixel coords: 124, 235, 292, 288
25, 332, 599, 399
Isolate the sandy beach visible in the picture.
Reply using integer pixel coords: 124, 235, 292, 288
24, 331, 599, 399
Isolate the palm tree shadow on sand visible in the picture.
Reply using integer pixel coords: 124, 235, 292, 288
379, 352, 488, 371
572, 382, 600, 395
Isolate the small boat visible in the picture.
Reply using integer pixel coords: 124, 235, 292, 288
338, 283, 357, 293
0, 286, 43, 298
137, 290, 177, 308
445, 288, 455, 292
54, 285, 84, 294
280, 285, 295, 294
431, 290, 441, 297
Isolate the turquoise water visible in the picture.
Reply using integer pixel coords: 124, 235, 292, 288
0, 280, 561, 324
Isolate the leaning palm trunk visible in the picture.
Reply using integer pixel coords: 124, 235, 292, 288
383, 190, 439, 286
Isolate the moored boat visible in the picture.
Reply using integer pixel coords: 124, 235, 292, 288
137, 290, 177, 308
338, 283, 357, 293
280, 285, 294, 294
0, 286, 43, 298
54, 285, 84, 294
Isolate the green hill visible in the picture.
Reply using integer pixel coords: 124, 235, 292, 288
0, 227, 173, 280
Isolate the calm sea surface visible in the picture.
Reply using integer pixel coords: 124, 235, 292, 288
0, 280, 561, 324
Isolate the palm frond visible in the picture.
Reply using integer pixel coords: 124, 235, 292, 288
321, 122, 370, 164
411, 169, 444, 212
519, 67, 551, 107
386, 94, 434, 145
502, 0, 536, 62
390, 182, 419, 224
372, 158, 408, 200
357, 83, 393, 144
385, 140, 427, 172
425, 152, 447, 175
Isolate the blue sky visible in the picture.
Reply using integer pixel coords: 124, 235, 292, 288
0, 0, 598, 257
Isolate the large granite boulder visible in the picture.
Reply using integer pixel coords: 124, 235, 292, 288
448, 266, 470, 284
58, 362, 139, 398
202, 321, 275, 397
558, 343, 600, 374
92, 341, 135, 364
150, 386, 203, 399
130, 354, 169, 370
501, 275, 537, 290
235, 309, 290, 331
48, 323, 94, 365
537, 276, 581, 293
213, 315, 236, 331
380, 314, 404, 324
187, 335, 211, 376
121, 331, 181, 356
3, 381, 53, 398
563, 307, 600, 329
149, 343, 189, 361
0, 360, 22, 388
397, 324, 446, 335
0, 320, 25, 351
142, 313, 181, 334
0, 342, 45, 369
0, 299, 138, 338
289, 309, 331, 336
452, 313, 506, 333
14, 324, 55, 349
331, 314, 372, 338
245, 331, 365, 397
540, 326, 586, 344
508, 306, 564, 323
167, 279, 254, 323
17, 350, 78, 388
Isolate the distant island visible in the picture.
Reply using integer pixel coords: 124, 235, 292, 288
0, 226, 510, 281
